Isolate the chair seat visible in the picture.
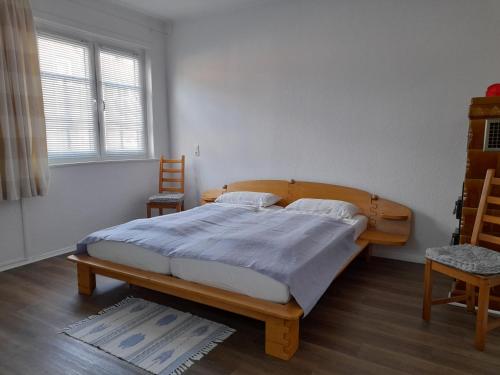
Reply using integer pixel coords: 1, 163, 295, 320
148, 193, 184, 204
426, 244, 500, 275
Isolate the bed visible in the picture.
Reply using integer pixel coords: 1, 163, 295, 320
68, 179, 411, 360
85, 212, 368, 304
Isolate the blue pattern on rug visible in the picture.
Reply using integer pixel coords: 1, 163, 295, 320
119, 333, 146, 349
156, 314, 177, 326
130, 303, 148, 313
62, 298, 235, 375
88, 323, 109, 335
192, 325, 209, 336
153, 350, 175, 365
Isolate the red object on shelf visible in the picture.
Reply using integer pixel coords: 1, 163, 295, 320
486, 84, 500, 97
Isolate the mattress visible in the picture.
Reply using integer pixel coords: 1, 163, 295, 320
87, 241, 171, 274
86, 214, 368, 303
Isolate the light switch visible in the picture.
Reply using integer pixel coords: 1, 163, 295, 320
195, 144, 200, 157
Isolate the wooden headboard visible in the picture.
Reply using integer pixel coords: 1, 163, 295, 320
201, 179, 412, 245
224, 179, 407, 218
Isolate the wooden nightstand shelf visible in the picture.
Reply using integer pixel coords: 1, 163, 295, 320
200, 189, 224, 205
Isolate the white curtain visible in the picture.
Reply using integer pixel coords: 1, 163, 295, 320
0, 0, 49, 201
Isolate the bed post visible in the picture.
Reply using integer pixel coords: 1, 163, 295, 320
77, 263, 96, 295
265, 317, 299, 360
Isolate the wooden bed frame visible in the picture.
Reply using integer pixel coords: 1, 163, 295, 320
68, 179, 411, 360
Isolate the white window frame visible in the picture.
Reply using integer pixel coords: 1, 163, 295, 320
37, 27, 150, 165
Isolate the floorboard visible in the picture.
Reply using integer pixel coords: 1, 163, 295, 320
0, 256, 499, 374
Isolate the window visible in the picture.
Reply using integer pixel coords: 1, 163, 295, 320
37, 31, 147, 164
38, 34, 97, 161
99, 48, 145, 156
484, 119, 500, 151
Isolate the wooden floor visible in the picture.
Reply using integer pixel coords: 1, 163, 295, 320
1, 256, 499, 375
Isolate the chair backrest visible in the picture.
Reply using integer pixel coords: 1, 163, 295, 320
471, 169, 500, 246
159, 155, 185, 194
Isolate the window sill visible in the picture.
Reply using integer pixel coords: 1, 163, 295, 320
49, 158, 159, 168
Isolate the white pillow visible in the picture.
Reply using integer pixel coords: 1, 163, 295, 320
285, 198, 359, 219
215, 191, 282, 207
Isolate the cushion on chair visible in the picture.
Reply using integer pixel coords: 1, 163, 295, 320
425, 244, 500, 275
148, 193, 184, 203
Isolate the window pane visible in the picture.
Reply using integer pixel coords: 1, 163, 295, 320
38, 34, 98, 162
99, 49, 145, 155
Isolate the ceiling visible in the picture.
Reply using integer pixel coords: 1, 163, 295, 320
105, 0, 276, 21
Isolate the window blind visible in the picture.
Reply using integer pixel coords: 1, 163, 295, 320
37, 30, 148, 164
99, 48, 146, 156
38, 33, 98, 162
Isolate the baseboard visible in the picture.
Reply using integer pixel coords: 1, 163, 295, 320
0, 245, 75, 272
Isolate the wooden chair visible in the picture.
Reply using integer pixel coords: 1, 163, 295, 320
423, 169, 500, 350
147, 155, 185, 217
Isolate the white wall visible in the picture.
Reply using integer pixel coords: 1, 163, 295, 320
167, 0, 500, 263
0, 0, 169, 270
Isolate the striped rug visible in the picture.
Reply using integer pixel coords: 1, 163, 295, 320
62, 298, 235, 374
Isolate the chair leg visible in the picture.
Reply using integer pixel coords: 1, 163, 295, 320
422, 259, 433, 321
147, 203, 152, 218
475, 280, 490, 351
466, 283, 476, 313
176, 202, 182, 212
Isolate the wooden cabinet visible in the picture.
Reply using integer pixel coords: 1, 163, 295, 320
456, 97, 500, 308
461, 97, 500, 250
